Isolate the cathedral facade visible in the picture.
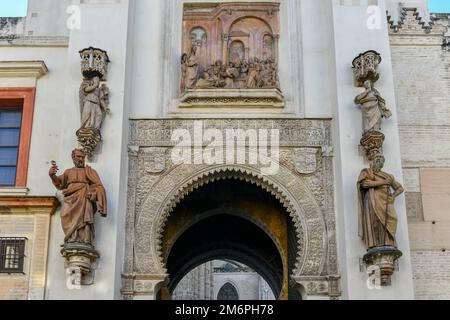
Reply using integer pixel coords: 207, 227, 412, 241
0, 0, 449, 300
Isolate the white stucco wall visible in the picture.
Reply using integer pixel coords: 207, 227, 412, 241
0, 47, 68, 197
43, 0, 132, 300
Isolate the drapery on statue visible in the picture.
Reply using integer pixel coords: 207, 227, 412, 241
355, 80, 392, 134
357, 154, 404, 249
181, 45, 199, 91
79, 76, 110, 131
49, 149, 107, 244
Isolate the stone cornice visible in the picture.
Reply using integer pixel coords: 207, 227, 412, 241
0, 196, 59, 215
0, 61, 49, 79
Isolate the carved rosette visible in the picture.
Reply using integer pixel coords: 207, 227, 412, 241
363, 246, 402, 286
61, 243, 100, 286
352, 50, 382, 87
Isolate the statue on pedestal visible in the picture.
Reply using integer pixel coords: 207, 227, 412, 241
49, 149, 107, 285
357, 154, 403, 248
77, 47, 110, 159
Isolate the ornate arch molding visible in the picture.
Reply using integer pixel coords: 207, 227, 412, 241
134, 163, 328, 278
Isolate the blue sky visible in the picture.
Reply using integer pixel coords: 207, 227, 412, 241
429, 0, 450, 13
0, 0, 28, 17
0, 0, 450, 17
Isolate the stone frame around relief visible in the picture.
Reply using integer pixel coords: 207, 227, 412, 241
159, 0, 305, 116
179, 2, 283, 109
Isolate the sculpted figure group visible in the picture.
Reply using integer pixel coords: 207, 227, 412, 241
181, 46, 280, 92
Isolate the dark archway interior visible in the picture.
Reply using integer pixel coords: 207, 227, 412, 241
163, 179, 300, 300
167, 214, 283, 296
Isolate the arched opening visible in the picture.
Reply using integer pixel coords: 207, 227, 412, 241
160, 178, 300, 300
217, 283, 239, 300
189, 26, 208, 73
172, 259, 276, 300
229, 40, 245, 64
228, 16, 273, 60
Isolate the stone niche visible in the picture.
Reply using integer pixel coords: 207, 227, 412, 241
180, 2, 283, 108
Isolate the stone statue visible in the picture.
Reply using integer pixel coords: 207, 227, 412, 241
180, 56, 280, 91
49, 149, 107, 244
357, 154, 404, 249
355, 80, 392, 134
183, 45, 199, 90
77, 47, 110, 159
79, 76, 110, 131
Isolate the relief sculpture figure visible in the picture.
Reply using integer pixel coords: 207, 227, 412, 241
355, 80, 392, 134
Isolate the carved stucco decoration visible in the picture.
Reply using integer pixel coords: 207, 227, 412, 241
141, 147, 167, 174
125, 119, 339, 298
134, 163, 327, 278
294, 148, 319, 175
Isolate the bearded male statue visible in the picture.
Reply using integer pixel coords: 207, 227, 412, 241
49, 149, 107, 245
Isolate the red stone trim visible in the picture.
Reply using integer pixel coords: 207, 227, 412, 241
0, 88, 36, 187
0, 196, 59, 215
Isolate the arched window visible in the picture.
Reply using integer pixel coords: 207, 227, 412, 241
217, 283, 239, 300
262, 34, 274, 60
229, 40, 245, 64
190, 27, 207, 48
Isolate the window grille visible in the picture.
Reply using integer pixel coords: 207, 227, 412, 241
0, 238, 26, 274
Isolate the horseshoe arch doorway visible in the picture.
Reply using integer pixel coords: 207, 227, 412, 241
158, 178, 302, 300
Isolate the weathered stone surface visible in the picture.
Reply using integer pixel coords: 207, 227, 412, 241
403, 169, 421, 193
421, 169, 450, 222
405, 192, 424, 222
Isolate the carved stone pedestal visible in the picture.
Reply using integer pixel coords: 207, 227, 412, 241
76, 128, 102, 159
179, 89, 285, 109
61, 243, 100, 286
360, 130, 385, 160
363, 246, 402, 286
352, 50, 382, 87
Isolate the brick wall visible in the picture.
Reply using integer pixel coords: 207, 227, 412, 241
390, 9, 450, 300
0, 201, 54, 300
411, 251, 450, 300
0, 215, 34, 300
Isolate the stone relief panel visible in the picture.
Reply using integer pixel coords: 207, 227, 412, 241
180, 2, 281, 93
124, 119, 339, 298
